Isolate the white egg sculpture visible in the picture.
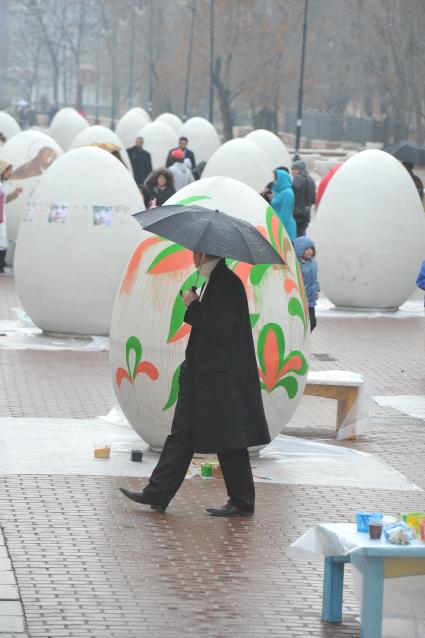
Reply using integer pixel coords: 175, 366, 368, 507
110, 176, 310, 451
138, 121, 178, 168
0, 130, 62, 263
246, 129, 292, 171
0, 112, 21, 140
203, 138, 274, 192
49, 107, 79, 128
116, 110, 149, 149
156, 113, 183, 134
69, 125, 132, 173
315, 149, 425, 310
14, 147, 144, 336
130, 107, 151, 122
50, 112, 89, 151
179, 117, 220, 163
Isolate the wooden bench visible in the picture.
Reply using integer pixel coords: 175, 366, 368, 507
304, 370, 364, 437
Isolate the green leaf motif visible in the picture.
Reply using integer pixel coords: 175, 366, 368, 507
288, 297, 306, 330
125, 336, 142, 381
163, 363, 183, 410
250, 263, 271, 287
275, 376, 298, 399
167, 271, 205, 342
250, 313, 260, 328
147, 243, 187, 273
176, 195, 212, 205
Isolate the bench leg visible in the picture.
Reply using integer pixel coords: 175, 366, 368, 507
359, 557, 384, 638
336, 388, 359, 439
322, 556, 345, 623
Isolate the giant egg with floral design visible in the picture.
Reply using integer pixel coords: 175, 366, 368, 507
110, 176, 310, 451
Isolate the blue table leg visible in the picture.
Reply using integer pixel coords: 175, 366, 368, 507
359, 557, 384, 638
322, 556, 347, 623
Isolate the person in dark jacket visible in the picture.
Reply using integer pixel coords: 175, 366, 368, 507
294, 236, 320, 331
143, 168, 176, 207
402, 162, 424, 202
127, 137, 153, 188
166, 136, 196, 168
120, 254, 270, 516
291, 160, 316, 237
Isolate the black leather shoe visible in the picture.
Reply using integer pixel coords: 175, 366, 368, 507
119, 488, 166, 513
206, 503, 254, 517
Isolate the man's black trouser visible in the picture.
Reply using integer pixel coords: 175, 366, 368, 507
143, 362, 255, 512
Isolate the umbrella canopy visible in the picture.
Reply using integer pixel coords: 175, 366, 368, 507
133, 205, 284, 265
384, 140, 425, 166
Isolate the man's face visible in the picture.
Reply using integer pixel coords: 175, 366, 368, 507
179, 138, 187, 150
291, 167, 300, 178
135, 137, 144, 148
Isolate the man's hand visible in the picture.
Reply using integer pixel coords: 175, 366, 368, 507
182, 289, 198, 307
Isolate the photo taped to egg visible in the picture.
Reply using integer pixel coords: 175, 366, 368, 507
93, 205, 112, 227
48, 203, 69, 224
23, 201, 37, 223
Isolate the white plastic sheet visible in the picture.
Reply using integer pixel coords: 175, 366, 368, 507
0, 318, 109, 351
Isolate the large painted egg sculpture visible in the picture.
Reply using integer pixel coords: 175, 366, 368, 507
138, 121, 178, 168
69, 125, 132, 173
156, 113, 183, 134
179, 117, 220, 163
0, 130, 62, 263
314, 149, 425, 310
116, 110, 149, 149
0, 112, 21, 140
246, 129, 292, 171
203, 139, 274, 193
110, 176, 310, 451
14, 147, 144, 335
49, 112, 89, 151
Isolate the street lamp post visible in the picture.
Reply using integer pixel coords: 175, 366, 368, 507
128, 13, 135, 109
294, 0, 309, 156
148, 0, 154, 116
209, 0, 214, 123
182, 0, 196, 121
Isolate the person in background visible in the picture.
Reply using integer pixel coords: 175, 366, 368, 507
403, 162, 424, 202
192, 160, 206, 181
166, 136, 196, 169
168, 150, 194, 191
127, 137, 153, 188
143, 168, 176, 207
261, 166, 290, 204
270, 168, 296, 241
291, 160, 316, 237
416, 261, 425, 310
0, 160, 23, 273
293, 236, 320, 331
0, 132, 6, 145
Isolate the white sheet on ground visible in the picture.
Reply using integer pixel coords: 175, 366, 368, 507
316, 297, 424, 318
375, 395, 425, 422
0, 416, 419, 491
0, 320, 109, 351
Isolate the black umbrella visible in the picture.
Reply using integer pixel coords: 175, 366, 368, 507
384, 140, 425, 166
133, 205, 285, 265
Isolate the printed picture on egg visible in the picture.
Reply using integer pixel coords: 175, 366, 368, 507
93, 205, 112, 227
48, 203, 68, 224
23, 202, 37, 223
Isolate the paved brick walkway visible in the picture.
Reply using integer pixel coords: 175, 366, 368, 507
1, 274, 425, 637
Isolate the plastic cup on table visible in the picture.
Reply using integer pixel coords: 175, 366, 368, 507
368, 517, 384, 540
355, 511, 383, 533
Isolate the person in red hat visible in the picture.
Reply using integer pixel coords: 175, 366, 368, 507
166, 136, 196, 169
168, 148, 194, 191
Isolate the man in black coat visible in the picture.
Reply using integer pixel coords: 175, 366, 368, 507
291, 160, 316, 237
127, 137, 153, 188
166, 136, 196, 169
120, 254, 270, 516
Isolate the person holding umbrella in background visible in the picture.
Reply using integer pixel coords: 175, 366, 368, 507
120, 205, 280, 516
